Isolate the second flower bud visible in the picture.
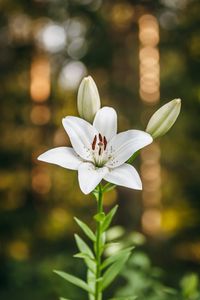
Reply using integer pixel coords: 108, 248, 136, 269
146, 98, 181, 139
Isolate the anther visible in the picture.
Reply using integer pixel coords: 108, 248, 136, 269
92, 135, 97, 150
99, 133, 103, 142
103, 136, 107, 150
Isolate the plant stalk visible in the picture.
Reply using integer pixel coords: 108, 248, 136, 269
94, 185, 103, 300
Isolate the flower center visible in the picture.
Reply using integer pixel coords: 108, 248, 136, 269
91, 133, 108, 167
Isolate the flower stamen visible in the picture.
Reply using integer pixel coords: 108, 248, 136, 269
103, 136, 107, 150
91, 133, 108, 166
92, 135, 97, 150
99, 133, 103, 142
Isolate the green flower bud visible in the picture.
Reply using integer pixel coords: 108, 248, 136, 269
77, 76, 101, 123
146, 98, 181, 139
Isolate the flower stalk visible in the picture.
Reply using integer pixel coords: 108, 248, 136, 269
94, 185, 103, 300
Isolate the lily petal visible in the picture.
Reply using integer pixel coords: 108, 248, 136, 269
107, 130, 153, 168
38, 147, 82, 170
104, 163, 142, 190
78, 162, 108, 194
62, 116, 97, 161
93, 107, 117, 141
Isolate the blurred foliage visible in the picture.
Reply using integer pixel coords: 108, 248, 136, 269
0, 0, 200, 299
115, 252, 200, 300
180, 273, 200, 300
108, 227, 200, 300
116, 251, 178, 300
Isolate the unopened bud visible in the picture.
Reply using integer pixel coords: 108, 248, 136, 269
77, 76, 101, 123
146, 98, 181, 138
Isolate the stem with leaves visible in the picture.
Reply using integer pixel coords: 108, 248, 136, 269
54, 184, 134, 300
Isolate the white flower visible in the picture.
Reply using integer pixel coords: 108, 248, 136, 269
38, 107, 153, 194
77, 76, 101, 123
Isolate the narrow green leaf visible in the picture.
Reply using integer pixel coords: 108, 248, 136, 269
101, 205, 118, 233
60, 297, 74, 300
74, 217, 96, 241
101, 247, 134, 270
75, 234, 94, 258
74, 252, 95, 260
100, 252, 130, 291
54, 270, 92, 293
73, 252, 96, 273
94, 212, 105, 222
74, 234, 96, 273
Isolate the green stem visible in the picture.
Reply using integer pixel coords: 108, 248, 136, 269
95, 185, 103, 300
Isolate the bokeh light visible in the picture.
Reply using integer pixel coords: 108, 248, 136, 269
37, 23, 67, 53
30, 105, 51, 125
59, 60, 87, 90
30, 56, 51, 102
139, 14, 160, 103
110, 2, 135, 30
32, 167, 52, 194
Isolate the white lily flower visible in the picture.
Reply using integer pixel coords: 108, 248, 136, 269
38, 107, 153, 194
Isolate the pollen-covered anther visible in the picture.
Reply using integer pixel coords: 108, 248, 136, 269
92, 135, 97, 150
99, 133, 103, 142
103, 136, 107, 150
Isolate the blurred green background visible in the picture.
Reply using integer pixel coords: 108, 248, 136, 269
0, 0, 200, 299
